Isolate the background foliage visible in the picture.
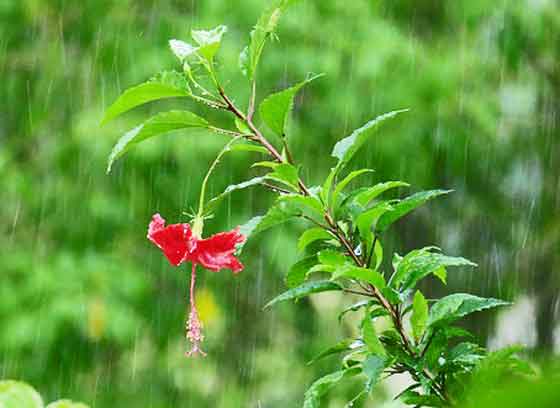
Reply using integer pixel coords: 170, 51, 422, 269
1, 0, 559, 406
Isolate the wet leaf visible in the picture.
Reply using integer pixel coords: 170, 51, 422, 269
353, 181, 410, 207
371, 239, 383, 271
235, 201, 299, 254
266, 163, 300, 189
377, 189, 452, 232
411, 290, 429, 341
330, 169, 374, 209
363, 355, 387, 393
106, 110, 208, 173
307, 339, 362, 365
318, 249, 347, 266
362, 317, 386, 356
259, 73, 323, 136
331, 109, 409, 168
276, 194, 324, 217
226, 143, 268, 154
400, 390, 444, 407
264, 280, 342, 309
332, 265, 386, 289
101, 71, 189, 125
168, 39, 197, 61
286, 255, 318, 288
356, 202, 394, 249
191, 25, 228, 61
303, 367, 361, 408
205, 176, 266, 213
428, 294, 510, 327
298, 228, 333, 253
338, 300, 376, 322
240, 0, 300, 79
390, 247, 476, 291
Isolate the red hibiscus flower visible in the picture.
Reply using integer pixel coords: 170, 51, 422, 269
147, 213, 245, 356
147, 213, 245, 272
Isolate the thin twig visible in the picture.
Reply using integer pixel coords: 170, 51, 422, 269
343, 288, 373, 297
262, 182, 292, 195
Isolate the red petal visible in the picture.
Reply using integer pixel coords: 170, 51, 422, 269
189, 228, 245, 273
147, 213, 193, 266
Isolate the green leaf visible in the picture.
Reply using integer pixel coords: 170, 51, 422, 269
356, 202, 394, 249
353, 181, 410, 207
0, 381, 43, 408
226, 142, 268, 154
264, 280, 342, 309
252, 160, 278, 169
376, 189, 452, 232
338, 300, 376, 323
411, 291, 429, 341
191, 25, 228, 61
235, 201, 299, 254
266, 163, 300, 189
400, 391, 444, 407
372, 239, 383, 271
321, 166, 337, 204
362, 355, 387, 393
306, 264, 337, 277
276, 194, 324, 218
471, 346, 534, 383
46, 401, 89, 408
318, 250, 347, 266
285, 255, 318, 288
234, 117, 251, 134
303, 367, 361, 408
323, 110, 407, 202
362, 317, 386, 356
446, 342, 484, 367
381, 286, 403, 305
428, 293, 510, 327
331, 169, 374, 208
307, 339, 362, 365
298, 228, 333, 253
423, 329, 449, 372
332, 265, 386, 289
390, 247, 477, 291
240, 0, 299, 79
168, 39, 197, 61
101, 71, 189, 125
235, 216, 263, 255
204, 176, 266, 214
331, 109, 409, 168
259, 73, 323, 136
106, 110, 209, 173
443, 326, 474, 340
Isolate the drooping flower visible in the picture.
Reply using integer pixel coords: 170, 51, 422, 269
188, 229, 245, 273
147, 214, 194, 266
147, 213, 245, 356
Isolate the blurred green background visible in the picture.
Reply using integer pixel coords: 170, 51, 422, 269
1, 0, 559, 406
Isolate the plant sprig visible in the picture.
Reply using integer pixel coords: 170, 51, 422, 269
102, 1, 531, 406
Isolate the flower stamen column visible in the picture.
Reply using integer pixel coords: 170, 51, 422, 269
185, 263, 206, 357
